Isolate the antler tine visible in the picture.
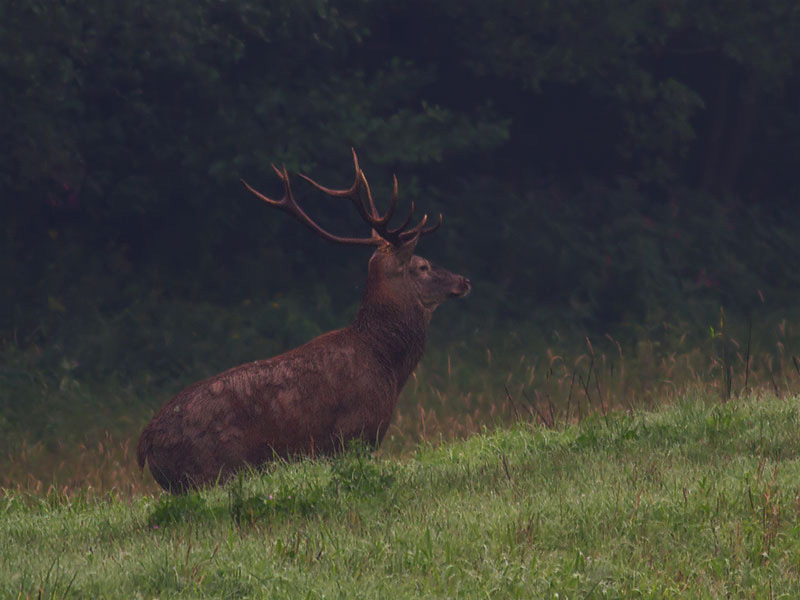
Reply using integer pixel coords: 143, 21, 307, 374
298, 150, 380, 227
421, 213, 443, 235
352, 170, 440, 244
386, 198, 415, 236
369, 174, 399, 227
271, 163, 285, 180
398, 213, 429, 241
358, 171, 400, 228
397, 213, 443, 242
242, 164, 381, 247
297, 157, 361, 198
358, 171, 380, 219
240, 164, 293, 207
387, 174, 399, 222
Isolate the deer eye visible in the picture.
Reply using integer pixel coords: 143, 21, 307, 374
419, 263, 430, 272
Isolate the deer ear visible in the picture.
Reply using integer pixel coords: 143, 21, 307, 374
392, 236, 418, 264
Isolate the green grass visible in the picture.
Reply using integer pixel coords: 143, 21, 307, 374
4, 393, 800, 598
4, 303, 800, 495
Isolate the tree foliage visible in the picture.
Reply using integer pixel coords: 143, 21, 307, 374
2, 0, 799, 366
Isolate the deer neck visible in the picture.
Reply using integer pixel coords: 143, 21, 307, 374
351, 299, 427, 388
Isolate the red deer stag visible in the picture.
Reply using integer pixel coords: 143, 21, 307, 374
136, 150, 470, 492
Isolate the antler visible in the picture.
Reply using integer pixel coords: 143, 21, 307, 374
241, 149, 442, 248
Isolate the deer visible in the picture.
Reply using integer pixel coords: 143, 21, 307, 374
136, 150, 471, 492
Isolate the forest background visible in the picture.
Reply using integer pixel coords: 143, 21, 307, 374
2, 0, 800, 491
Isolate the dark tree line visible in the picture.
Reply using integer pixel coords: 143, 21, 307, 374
2, 0, 799, 375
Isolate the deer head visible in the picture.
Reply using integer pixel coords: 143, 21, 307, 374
241, 150, 471, 323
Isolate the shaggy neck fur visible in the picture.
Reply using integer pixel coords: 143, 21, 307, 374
352, 297, 427, 390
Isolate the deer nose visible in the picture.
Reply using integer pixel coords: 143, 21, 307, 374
451, 276, 471, 298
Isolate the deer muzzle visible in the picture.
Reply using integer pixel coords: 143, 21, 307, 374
450, 276, 471, 298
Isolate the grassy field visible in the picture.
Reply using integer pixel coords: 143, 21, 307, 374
4, 393, 800, 598
5, 316, 800, 496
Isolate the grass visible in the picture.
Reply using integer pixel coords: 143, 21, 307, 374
3, 315, 800, 496
3, 393, 800, 598
2, 310, 800, 596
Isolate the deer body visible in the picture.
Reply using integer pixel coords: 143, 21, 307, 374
137, 152, 469, 492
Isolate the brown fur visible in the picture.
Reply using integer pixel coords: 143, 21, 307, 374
136, 241, 469, 492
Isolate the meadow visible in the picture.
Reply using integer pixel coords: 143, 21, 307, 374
3, 314, 800, 597
3, 311, 799, 496
4, 392, 800, 598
